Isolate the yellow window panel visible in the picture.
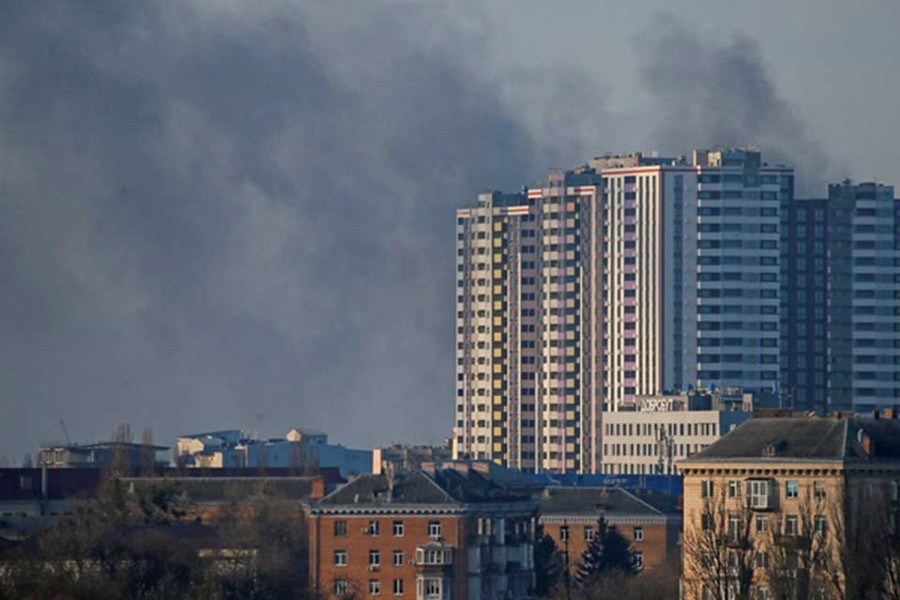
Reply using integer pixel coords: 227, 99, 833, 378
566, 234, 575, 244
566, 347, 575, 357
493, 317, 502, 326
566, 331, 575, 340
565, 443, 575, 453
566, 364, 576, 373
494, 222, 503, 232
493, 443, 503, 452
566, 267, 576, 276
493, 364, 502, 374
566, 251, 576, 261
493, 286, 503, 294
493, 269, 503, 278
566, 394, 576, 403
566, 378, 576, 387
565, 315, 575, 325
493, 412, 503, 421
493, 349, 503, 359
493, 379, 503, 388
493, 428, 503, 437
566, 411, 576, 420
566, 202, 576, 212
566, 218, 576, 228
493, 301, 503, 310
493, 238, 503, 247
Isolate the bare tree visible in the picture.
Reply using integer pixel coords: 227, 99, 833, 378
763, 487, 834, 599
141, 427, 156, 476
682, 484, 763, 600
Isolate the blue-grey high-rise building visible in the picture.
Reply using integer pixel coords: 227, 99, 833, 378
782, 181, 900, 412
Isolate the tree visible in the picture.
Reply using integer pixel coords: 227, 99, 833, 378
573, 515, 635, 587
533, 523, 564, 597
682, 484, 762, 600
764, 487, 833, 600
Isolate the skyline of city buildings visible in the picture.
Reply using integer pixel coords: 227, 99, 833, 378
455, 147, 899, 474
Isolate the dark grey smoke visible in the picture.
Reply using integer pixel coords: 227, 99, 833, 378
0, 3, 551, 459
637, 18, 832, 195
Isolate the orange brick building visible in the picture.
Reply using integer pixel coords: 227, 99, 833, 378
538, 486, 681, 573
308, 464, 537, 599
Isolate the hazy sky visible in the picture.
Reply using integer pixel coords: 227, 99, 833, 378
0, 2, 897, 462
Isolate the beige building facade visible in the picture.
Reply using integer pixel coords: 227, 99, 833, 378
679, 416, 900, 600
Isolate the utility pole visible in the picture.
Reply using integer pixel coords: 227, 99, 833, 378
564, 518, 571, 600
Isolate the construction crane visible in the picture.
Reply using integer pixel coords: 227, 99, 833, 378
58, 419, 71, 445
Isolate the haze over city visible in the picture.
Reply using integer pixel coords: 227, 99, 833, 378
1, 1, 898, 462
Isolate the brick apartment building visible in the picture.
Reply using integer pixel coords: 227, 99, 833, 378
538, 486, 681, 573
307, 464, 538, 599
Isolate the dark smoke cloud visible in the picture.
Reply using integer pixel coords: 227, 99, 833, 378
0, 3, 553, 459
637, 17, 833, 195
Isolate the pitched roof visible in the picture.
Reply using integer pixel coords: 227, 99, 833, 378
682, 416, 900, 463
539, 486, 678, 517
316, 467, 531, 507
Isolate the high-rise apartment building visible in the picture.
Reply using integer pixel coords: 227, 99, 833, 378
455, 148, 793, 474
454, 170, 604, 474
782, 181, 900, 412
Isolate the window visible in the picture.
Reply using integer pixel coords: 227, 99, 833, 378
756, 552, 768, 569
633, 526, 644, 542
368, 520, 381, 536
632, 551, 644, 571
757, 586, 770, 600
393, 550, 403, 566
560, 525, 569, 541
334, 579, 349, 595
815, 515, 827, 534
334, 520, 347, 537
393, 579, 403, 595
423, 579, 442, 597
785, 515, 799, 536
334, 550, 348, 567
369, 579, 381, 595
584, 526, 594, 541
786, 481, 799, 499
369, 550, 381, 567
728, 480, 739, 498
701, 480, 714, 499
428, 521, 442, 539
393, 520, 404, 537
756, 515, 769, 533
813, 481, 826, 499
747, 480, 771, 509
728, 515, 741, 540
702, 513, 714, 531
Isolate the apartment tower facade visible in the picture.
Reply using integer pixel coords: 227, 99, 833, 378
782, 181, 900, 412
454, 149, 793, 473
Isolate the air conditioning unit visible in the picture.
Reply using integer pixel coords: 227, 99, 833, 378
367, 565, 379, 572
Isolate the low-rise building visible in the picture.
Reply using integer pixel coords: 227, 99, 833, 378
679, 415, 900, 600
601, 398, 751, 475
538, 486, 681, 573
373, 444, 453, 475
176, 429, 372, 477
308, 463, 537, 599
38, 442, 169, 470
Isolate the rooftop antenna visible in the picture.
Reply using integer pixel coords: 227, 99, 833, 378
58, 419, 72, 445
